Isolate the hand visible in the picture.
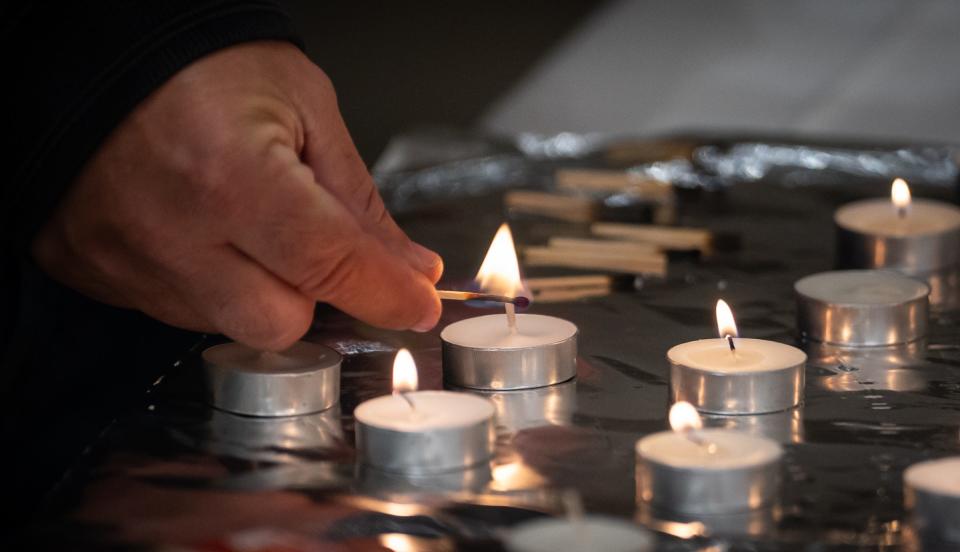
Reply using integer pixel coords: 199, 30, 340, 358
32, 41, 443, 350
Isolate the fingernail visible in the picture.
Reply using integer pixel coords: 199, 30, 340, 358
412, 316, 436, 333
409, 242, 442, 274
411, 298, 440, 333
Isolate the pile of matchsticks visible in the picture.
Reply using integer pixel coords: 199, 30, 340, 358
504, 168, 731, 301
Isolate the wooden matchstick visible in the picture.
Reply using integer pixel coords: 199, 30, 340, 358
524, 274, 613, 291
523, 245, 667, 276
436, 290, 530, 308
591, 222, 713, 253
504, 190, 597, 223
547, 236, 660, 256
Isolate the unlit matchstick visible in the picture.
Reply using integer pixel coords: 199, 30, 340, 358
436, 290, 530, 308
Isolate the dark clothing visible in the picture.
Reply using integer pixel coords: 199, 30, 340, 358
0, 1, 300, 528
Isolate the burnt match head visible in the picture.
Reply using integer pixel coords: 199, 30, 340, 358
513, 296, 530, 308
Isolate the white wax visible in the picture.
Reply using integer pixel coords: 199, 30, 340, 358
667, 338, 805, 373
354, 390, 494, 432
204, 341, 339, 373
835, 198, 960, 237
636, 429, 782, 470
904, 457, 960, 497
795, 270, 929, 305
505, 516, 653, 552
441, 314, 577, 349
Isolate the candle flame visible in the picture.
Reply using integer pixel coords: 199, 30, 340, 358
669, 401, 703, 432
891, 178, 911, 210
392, 348, 418, 394
716, 299, 738, 339
475, 223, 523, 297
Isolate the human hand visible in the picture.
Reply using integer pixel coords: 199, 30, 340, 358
32, 41, 442, 350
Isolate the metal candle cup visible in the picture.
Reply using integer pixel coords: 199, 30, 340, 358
635, 429, 782, 514
795, 270, 929, 346
903, 457, 960, 545
441, 314, 578, 390
203, 341, 341, 417
669, 339, 806, 414
354, 391, 495, 474
835, 198, 960, 274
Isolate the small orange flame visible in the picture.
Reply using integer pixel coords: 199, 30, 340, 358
891, 178, 911, 211
716, 299, 738, 339
392, 348, 418, 394
475, 223, 523, 296
669, 401, 703, 432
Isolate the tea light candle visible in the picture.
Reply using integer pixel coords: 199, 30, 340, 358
442, 224, 578, 390
635, 402, 782, 514
505, 516, 653, 552
203, 341, 341, 417
354, 349, 495, 474
669, 300, 806, 414
795, 270, 929, 346
903, 456, 960, 544
835, 178, 960, 275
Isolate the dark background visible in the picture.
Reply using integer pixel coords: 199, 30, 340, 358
280, 1, 605, 163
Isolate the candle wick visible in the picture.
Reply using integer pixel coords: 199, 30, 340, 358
725, 334, 736, 354
684, 429, 718, 455
505, 302, 519, 334
396, 391, 416, 412
897, 206, 908, 219
561, 490, 587, 549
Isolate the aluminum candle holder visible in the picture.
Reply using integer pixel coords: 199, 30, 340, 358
903, 457, 960, 545
834, 198, 960, 275
203, 341, 341, 417
354, 391, 495, 474
635, 429, 782, 514
668, 339, 805, 414
795, 270, 929, 346
441, 314, 578, 390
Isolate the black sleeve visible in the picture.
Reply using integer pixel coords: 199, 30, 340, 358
1, 1, 303, 253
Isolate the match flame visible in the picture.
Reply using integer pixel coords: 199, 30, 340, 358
669, 401, 703, 432
475, 223, 523, 297
392, 348, 418, 394
716, 299, 738, 339
891, 178, 911, 211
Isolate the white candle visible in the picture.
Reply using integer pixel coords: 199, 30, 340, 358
668, 338, 806, 375
505, 516, 653, 552
636, 402, 782, 514
636, 429, 782, 471
442, 313, 577, 349
669, 301, 806, 414
354, 349, 495, 474
442, 223, 579, 390
835, 199, 960, 239
903, 456, 960, 544
354, 391, 494, 433
835, 179, 960, 278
